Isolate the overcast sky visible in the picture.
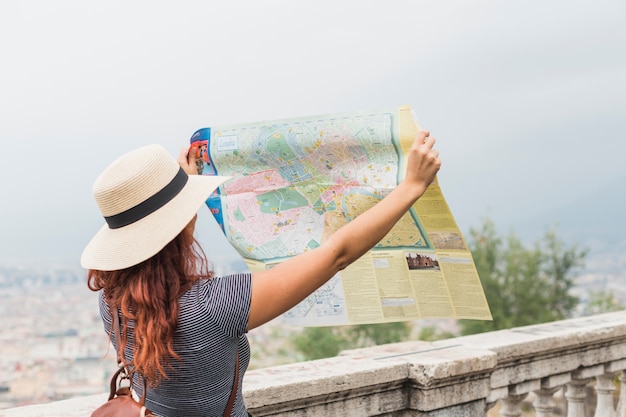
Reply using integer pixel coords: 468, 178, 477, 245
1, 0, 625, 266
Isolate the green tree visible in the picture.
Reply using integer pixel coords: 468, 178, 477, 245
582, 290, 625, 316
417, 325, 456, 342
292, 326, 350, 360
292, 322, 412, 361
460, 219, 587, 335
351, 322, 413, 346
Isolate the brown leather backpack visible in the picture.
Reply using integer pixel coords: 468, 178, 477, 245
91, 309, 239, 417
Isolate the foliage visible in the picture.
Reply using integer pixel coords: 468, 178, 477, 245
292, 322, 412, 361
292, 326, 349, 360
459, 219, 587, 335
582, 290, 625, 316
417, 325, 457, 342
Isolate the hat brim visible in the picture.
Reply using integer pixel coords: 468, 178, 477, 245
81, 175, 230, 271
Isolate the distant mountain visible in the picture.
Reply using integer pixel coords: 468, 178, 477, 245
0, 264, 84, 288
513, 172, 626, 241
510, 173, 626, 275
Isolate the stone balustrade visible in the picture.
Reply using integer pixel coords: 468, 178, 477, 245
3, 311, 626, 417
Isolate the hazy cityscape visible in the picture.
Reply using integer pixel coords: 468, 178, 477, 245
1, 245, 625, 411
0, 259, 303, 410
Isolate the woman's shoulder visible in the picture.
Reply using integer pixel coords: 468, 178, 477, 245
184, 272, 252, 301
193, 272, 252, 289
179, 272, 253, 337
97, 290, 111, 321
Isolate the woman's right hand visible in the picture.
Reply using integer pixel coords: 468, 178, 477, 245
402, 130, 441, 198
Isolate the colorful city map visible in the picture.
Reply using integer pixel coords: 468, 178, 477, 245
194, 109, 430, 263
191, 106, 492, 325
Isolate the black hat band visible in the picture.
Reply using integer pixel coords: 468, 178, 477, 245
104, 167, 188, 229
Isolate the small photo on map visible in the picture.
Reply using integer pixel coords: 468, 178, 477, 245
189, 138, 217, 176
427, 231, 467, 250
405, 251, 440, 271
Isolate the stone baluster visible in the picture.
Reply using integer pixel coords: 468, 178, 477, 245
500, 393, 528, 417
594, 373, 617, 417
533, 387, 561, 417
615, 371, 626, 417
566, 379, 590, 417
486, 400, 499, 414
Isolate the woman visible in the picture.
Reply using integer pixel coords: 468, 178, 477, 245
82, 130, 441, 416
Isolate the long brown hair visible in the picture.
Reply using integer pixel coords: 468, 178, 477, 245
87, 226, 212, 386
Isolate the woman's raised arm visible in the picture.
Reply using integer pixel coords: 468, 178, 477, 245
247, 130, 441, 330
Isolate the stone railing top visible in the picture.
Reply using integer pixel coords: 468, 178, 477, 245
436, 311, 626, 361
3, 311, 626, 417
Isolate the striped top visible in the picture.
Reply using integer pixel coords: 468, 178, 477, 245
99, 273, 252, 417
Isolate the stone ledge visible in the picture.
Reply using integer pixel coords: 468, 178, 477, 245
3, 311, 626, 417
1, 393, 108, 417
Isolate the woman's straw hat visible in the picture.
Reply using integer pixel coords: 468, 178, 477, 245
81, 144, 230, 271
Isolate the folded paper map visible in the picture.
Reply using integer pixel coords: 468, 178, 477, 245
190, 105, 492, 326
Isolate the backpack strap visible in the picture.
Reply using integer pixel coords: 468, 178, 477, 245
112, 308, 147, 406
113, 306, 239, 417
222, 351, 240, 417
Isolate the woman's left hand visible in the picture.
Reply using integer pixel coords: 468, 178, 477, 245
178, 146, 198, 175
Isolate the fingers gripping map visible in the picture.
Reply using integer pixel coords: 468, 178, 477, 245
190, 105, 492, 326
